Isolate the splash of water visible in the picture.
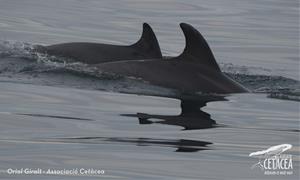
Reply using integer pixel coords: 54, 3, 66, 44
0, 40, 299, 101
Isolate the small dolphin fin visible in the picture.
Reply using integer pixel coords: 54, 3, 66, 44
178, 23, 221, 71
131, 23, 162, 58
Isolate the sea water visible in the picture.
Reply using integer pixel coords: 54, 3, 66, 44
0, 0, 299, 179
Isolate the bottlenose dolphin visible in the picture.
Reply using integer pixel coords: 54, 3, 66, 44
35, 23, 162, 64
96, 23, 249, 94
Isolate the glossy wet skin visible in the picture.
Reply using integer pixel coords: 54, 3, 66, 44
95, 23, 249, 94
44, 42, 158, 63
97, 59, 248, 94
35, 22, 249, 94
35, 23, 162, 64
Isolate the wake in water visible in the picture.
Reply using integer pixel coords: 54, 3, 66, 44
0, 40, 299, 100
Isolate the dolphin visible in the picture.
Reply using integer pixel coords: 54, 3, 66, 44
96, 23, 249, 94
34, 23, 162, 64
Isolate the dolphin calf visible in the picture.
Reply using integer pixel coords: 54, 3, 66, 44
96, 23, 249, 94
35, 23, 162, 64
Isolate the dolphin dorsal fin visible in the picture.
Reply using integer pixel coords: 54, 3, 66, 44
131, 23, 162, 58
178, 23, 221, 71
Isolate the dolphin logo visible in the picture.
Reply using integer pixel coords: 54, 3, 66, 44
249, 144, 292, 158
249, 144, 293, 170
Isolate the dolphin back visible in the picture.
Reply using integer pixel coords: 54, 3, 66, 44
177, 23, 221, 71
34, 23, 162, 64
131, 23, 162, 59
175, 23, 248, 93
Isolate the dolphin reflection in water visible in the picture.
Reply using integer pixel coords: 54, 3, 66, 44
124, 95, 227, 130
49, 136, 212, 153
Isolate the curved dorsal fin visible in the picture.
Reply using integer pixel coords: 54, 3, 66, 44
131, 23, 162, 58
178, 23, 221, 71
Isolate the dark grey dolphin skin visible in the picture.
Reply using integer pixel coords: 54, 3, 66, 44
35, 23, 162, 64
96, 23, 249, 94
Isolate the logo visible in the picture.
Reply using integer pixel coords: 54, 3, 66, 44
249, 144, 293, 175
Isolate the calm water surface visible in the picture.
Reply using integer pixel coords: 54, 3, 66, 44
0, 0, 299, 179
